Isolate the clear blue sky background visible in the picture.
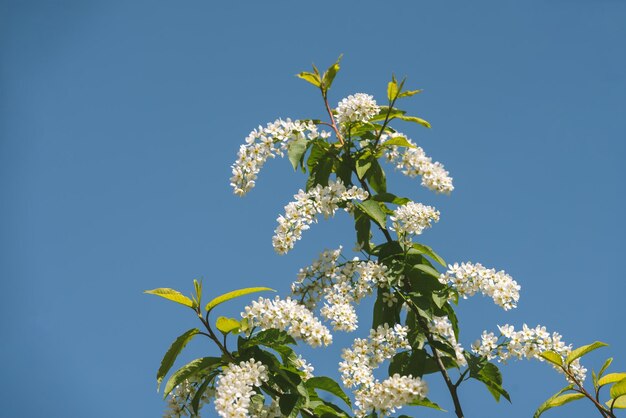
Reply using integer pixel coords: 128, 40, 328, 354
1, 1, 625, 417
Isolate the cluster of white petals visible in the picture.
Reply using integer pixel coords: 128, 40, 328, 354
428, 316, 467, 367
293, 355, 315, 381
335, 93, 380, 127
339, 324, 426, 417
291, 247, 396, 331
390, 201, 440, 243
382, 132, 454, 194
273, 180, 369, 254
242, 296, 332, 347
439, 262, 521, 310
214, 359, 269, 418
472, 324, 587, 383
230, 118, 331, 196
164, 379, 214, 418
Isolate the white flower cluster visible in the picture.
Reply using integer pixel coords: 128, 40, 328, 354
273, 180, 369, 254
230, 118, 331, 196
390, 201, 440, 243
428, 316, 467, 367
164, 379, 214, 418
382, 132, 454, 194
214, 359, 268, 418
439, 262, 521, 310
291, 247, 395, 332
339, 324, 427, 417
335, 93, 380, 127
242, 296, 333, 347
293, 355, 314, 381
472, 324, 587, 383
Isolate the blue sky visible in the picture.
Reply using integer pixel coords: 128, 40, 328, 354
1, 1, 625, 417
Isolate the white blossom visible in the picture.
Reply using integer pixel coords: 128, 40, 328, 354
472, 324, 587, 383
390, 201, 440, 243
439, 262, 520, 310
382, 132, 454, 194
214, 359, 269, 418
272, 180, 369, 254
164, 378, 214, 418
335, 93, 380, 127
428, 316, 467, 367
230, 119, 330, 196
293, 355, 314, 381
242, 296, 332, 347
355, 374, 428, 417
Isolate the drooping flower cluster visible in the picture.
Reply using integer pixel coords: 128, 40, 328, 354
230, 118, 331, 196
339, 324, 427, 417
428, 316, 467, 367
291, 247, 396, 332
335, 93, 380, 127
164, 378, 214, 418
273, 180, 369, 254
472, 324, 587, 383
390, 201, 440, 243
439, 262, 521, 310
214, 359, 269, 418
382, 132, 454, 194
242, 296, 332, 347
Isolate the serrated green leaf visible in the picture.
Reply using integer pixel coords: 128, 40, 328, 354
607, 396, 626, 409
287, 136, 308, 171
610, 377, 626, 400
398, 115, 431, 128
279, 393, 302, 416
381, 136, 415, 148
408, 243, 446, 267
145, 288, 194, 308
357, 200, 386, 228
157, 328, 200, 390
205, 287, 274, 312
365, 159, 386, 194
163, 357, 222, 398
408, 397, 445, 411
599, 357, 613, 377
566, 341, 608, 366
413, 263, 441, 279
540, 350, 564, 368
372, 193, 410, 205
398, 89, 423, 98
307, 376, 351, 407
215, 317, 240, 334
297, 72, 321, 87
534, 388, 583, 418
598, 373, 626, 388
356, 155, 372, 179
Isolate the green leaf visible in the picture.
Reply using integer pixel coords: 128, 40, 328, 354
306, 376, 351, 407
144, 288, 194, 308
398, 89, 423, 98
565, 341, 608, 366
408, 397, 445, 411
540, 350, 564, 368
357, 200, 386, 228
365, 159, 387, 193
599, 357, 613, 377
398, 115, 431, 128
610, 377, 626, 400
387, 80, 398, 101
413, 263, 441, 279
297, 72, 321, 87
471, 362, 510, 402
163, 357, 222, 398
190, 377, 213, 414
372, 193, 410, 205
607, 396, 626, 409
244, 329, 297, 349
354, 208, 371, 251
322, 55, 342, 92
356, 155, 372, 180
408, 243, 446, 267
288, 137, 308, 171
534, 388, 583, 418
205, 287, 274, 312
381, 136, 415, 148
279, 393, 302, 416
599, 373, 626, 388
215, 317, 240, 334
157, 328, 200, 390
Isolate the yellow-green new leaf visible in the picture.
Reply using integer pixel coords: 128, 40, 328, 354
205, 287, 275, 312
598, 373, 626, 388
599, 357, 613, 377
533, 386, 581, 418
609, 377, 626, 400
387, 80, 398, 101
540, 350, 564, 368
216, 316, 240, 334
297, 72, 321, 88
157, 328, 200, 390
398, 89, 423, 98
398, 115, 431, 128
566, 341, 608, 366
144, 288, 194, 308
607, 396, 626, 409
